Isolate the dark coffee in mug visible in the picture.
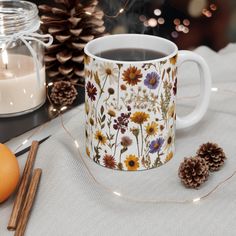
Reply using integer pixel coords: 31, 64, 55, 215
95, 48, 167, 61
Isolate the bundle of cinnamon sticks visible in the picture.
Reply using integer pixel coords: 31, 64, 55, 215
8, 141, 42, 236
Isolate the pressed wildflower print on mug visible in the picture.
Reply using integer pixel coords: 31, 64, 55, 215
84, 53, 177, 171
84, 34, 212, 170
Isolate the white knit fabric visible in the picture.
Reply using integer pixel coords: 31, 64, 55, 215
1, 44, 236, 236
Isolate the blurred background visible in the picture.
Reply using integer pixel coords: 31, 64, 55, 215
99, 0, 235, 51
33, 0, 236, 51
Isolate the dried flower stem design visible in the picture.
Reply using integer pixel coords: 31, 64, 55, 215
94, 141, 101, 163
136, 135, 141, 158
160, 79, 172, 125
113, 112, 130, 156
153, 152, 163, 168
113, 129, 120, 157
140, 124, 144, 156
95, 75, 108, 120
119, 146, 128, 164
157, 69, 165, 95
116, 64, 122, 109
131, 127, 140, 158
107, 116, 114, 149
130, 111, 149, 157
122, 90, 161, 113
141, 134, 151, 168
103, 94, 111, 105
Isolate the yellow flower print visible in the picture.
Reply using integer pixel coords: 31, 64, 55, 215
108, 109, 116, 117
165, 128, 175, 150
165, 151, 173, 163
86, 146, 90, 157
145, 122, 158, 136
124, 155, 140, 171
95, 130, 107, 145
130, 111, 150, 125
168, 103, 175, 119
170, 54, 177, 65
84, 54, 91, 65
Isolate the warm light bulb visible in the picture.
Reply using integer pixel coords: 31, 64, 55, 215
74, 140, 79, 148
148, 18, 158, 27
211, 87, 218, 92
60, 106, 67, 111
2, 47, 8, 69
157, 17, 165, 25
193, 197, 201, 203
119, 8, 124, 13
154, 9, 161, 16
22, 139, 28, 145
113, 191, 122, 197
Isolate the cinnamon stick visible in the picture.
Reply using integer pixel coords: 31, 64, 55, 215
15, 169, 42, 236
8, 141, 39, 231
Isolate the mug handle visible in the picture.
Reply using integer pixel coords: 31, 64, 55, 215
176, 50, 212, 129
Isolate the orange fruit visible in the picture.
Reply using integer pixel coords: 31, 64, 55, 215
0, 143, 20, 203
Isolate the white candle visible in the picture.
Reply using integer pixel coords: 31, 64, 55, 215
0, 54, 46, 116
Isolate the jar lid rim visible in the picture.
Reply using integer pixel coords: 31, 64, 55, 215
0, 1, 39, 36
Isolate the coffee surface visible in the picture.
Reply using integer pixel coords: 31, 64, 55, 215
95, 48, 166, 61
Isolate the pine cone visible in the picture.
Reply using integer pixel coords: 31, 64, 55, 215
39, 0, 106, 84
178, 156, 209, 188
197, 142, 226, 172
50, 80, 78, 106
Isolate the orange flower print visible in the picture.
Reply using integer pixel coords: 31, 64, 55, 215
122, 66, 142, 86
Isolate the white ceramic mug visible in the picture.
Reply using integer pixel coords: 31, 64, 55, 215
84, 34, 211, 171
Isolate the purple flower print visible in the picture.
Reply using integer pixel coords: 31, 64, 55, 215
149, 137, 164, 153
144, 72, 160, 89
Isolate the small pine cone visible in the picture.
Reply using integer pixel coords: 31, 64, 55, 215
178, 156, 209, 189
197, 142, 226, 172
50, 81, 78, 106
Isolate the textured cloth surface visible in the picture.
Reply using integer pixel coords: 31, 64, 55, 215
1, 44, 236, 236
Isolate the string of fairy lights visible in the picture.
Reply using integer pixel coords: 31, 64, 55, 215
103, 0, 129, 18
12, 0, 236, 204
14, 86, 236, 204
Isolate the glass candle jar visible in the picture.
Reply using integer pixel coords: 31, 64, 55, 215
0, 1, 52, 117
